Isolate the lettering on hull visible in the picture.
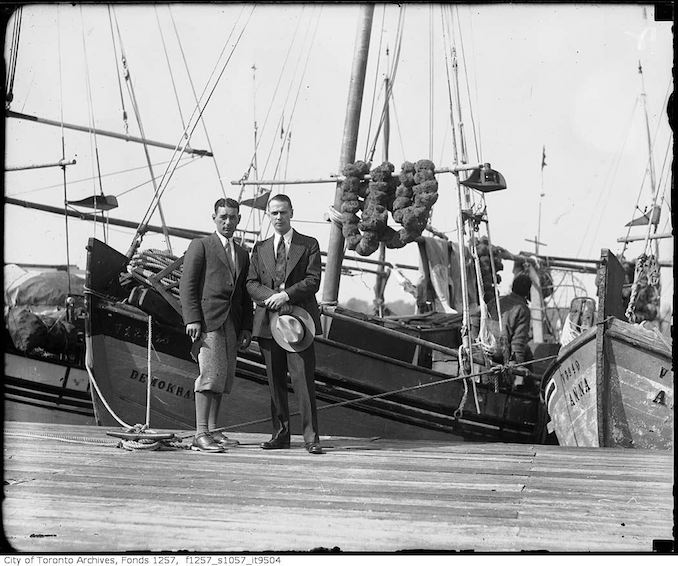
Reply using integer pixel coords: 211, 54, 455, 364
652, 390, 666, 405
567, 376, 592, 407
557, 358, 581, 383
128, 369, 193, 400
556, 356, 592, 408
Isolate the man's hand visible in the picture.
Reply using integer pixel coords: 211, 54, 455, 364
278, 303, 293, 315
238, 330, 252, 351
264, 291, 289, 311
186, 322, 202, 341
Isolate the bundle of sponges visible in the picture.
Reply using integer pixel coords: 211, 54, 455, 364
388, 161, 416, 248
620, 256, 660, 322
475, 236, 503, 302
339, 159, 439, 256
355, 162, 398, 256
340, 160, 370, 251
633, 280, 660, 322
390, 159, 438, 248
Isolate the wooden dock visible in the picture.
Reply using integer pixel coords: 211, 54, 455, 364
3, 421, 674, 552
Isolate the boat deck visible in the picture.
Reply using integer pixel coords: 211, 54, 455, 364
2, 421, 674, 553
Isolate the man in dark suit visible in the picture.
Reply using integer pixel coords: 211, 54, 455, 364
180, 197, 253, 452
246, 194, 323, 454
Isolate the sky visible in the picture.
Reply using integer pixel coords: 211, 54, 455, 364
3, 3, 674, 309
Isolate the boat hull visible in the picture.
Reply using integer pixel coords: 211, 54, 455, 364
544, 320, 673, 448
4, 351, 94, 424
604, 320, 673, 448
543, 250, 673, 449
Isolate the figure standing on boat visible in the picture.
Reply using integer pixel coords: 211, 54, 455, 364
471, 272, 534, 386
246, 194, 324, 455
180, 198, 254, 453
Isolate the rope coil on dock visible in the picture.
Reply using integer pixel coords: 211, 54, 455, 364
106, 424, 187, 451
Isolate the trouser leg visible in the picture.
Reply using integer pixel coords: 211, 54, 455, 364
287, 345, 319, 444
259, 338, 290, 441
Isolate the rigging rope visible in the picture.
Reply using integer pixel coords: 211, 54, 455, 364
176, 353, 558, 438
259, 7, 321, 185
620, 80, 673, 257
252, 7, 322, 242
56, 6, 72, 296
482, 204, 503, 331
6, 157, 192, 198
106, 5, 129, 135
578, 98, 638, 258
454, 5, 481, 163
364, 5, 406, 164
79, 5, 109, 244
111, 6, 174, 254
429, 4, 434, 160
155, 6, 186, 131
168, 4, 228, 200
263, 8, 322, 191
389, 90, 407, 159
361, 4, 387, 162
238, 6, 305, 185
470, 232, 496, 366
445, 7, 469, 166
133, 5, 256, 254
441, 9, 459, 165
115, 157, 197, 198
6, 6, 23, 107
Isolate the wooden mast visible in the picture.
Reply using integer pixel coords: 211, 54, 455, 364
320, 4, 374, 313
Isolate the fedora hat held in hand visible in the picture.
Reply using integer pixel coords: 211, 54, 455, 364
269, 306, 316, 352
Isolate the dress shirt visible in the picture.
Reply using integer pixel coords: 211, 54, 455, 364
273, 228, 294, 260
215, 232, 236, 268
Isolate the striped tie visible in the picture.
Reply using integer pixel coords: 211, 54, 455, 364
224, 239, 235, 275
274, 237, 287, 290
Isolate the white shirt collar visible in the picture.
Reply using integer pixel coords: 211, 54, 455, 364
215, 232, 236, 264
274, 228, 294, 248
215, 231, 232, 247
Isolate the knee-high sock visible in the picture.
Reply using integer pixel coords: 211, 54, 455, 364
195, 391, 211, 434
208, 392, 222, 431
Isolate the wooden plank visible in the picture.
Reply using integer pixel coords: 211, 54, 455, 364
3, 422, 673, 552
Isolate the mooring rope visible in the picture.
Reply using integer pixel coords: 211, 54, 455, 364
4, 431, 118, 446
7, 354, 557, 447
177, 354, 557, 439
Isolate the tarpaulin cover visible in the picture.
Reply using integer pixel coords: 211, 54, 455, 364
6, 305, 79, 354
4, 264, 85, 307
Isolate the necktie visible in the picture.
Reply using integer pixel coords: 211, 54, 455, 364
224, 239, 236, 276
274, 237, 287, 290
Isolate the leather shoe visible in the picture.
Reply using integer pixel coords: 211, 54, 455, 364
260, 438, 290, 450
305, 442, 323, 455
191, 432, 225, 453
210, 431, 239, 447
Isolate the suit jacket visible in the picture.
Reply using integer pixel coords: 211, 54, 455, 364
246, 230, 322, 339
180, 232, 254, 334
